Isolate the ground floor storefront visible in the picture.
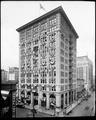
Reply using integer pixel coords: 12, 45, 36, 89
18, 87, 77, 113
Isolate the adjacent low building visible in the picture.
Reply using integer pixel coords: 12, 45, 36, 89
9, 67, 19, 81
1, 69, 9, 82
1, 80, 17, 118
77, 56, 93, 92
9, 67, 19, 98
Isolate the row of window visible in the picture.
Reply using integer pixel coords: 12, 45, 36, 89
20, 83, 71, 92
60, 41, 64, 48
20, 47, 56, 58
49, 26, 57, 32
61, 71, 68, 77
49, 78, 56, 84
61, 64, 69, 71
49, 70, 56, 77
20, 64, 57, 72
41, 79, 47, 83
33, 78, 38, 83
20, 32, 56, 47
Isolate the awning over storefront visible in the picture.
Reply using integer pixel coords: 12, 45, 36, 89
1, 90, 10, 100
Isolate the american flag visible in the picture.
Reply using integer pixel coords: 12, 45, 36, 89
40, 3, 46, 11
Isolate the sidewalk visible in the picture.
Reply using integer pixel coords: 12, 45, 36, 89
24, 99, 83, 117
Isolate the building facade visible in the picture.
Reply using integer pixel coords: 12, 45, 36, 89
77, 56, 93, 92
1, 69, 9, 82
17, 6, 78, 112
77, 78, 84, 99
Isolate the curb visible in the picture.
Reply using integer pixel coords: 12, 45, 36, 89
37, 110, 54, 116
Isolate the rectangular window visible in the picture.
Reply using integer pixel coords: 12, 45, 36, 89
65, 79, 68, 83
61, 86, 64, 91
61, 79, 64, 83
49, 26, 56, 32
65, 45, 68, 51
65, 72, 68, 77
52, 86, 56, 91
61, 71, 64, 77
33, 26, 38, 36
65, 59, 68, 64
65, 52, 68, 58
61, 34, 64, 41
26, 29, 31, 38
41, 22, 47, 31
33, 33, 38, 38
61, 64, 64, 70
49, 71, 51, 77
60, 41, 64, 48
54, 71, 56, 76
65, 38, 69, 45
65, 66, 68, 71
21, 79, 25, 83
49, 17, 56, 26
60, 49, 64, 55
60, 56, 64, 62
65, 85, 68, 90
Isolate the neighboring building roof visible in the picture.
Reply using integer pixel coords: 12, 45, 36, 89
77, 56, 88, 59
16, 6, 78, 38
77, 56, 93, 64
1, 80, 18, 84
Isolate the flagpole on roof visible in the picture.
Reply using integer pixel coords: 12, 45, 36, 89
39, 3, 47, 16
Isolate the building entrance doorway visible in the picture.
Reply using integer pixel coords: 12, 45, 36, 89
50, 94, 56, 109
34, 92, 38, 105
61, 94, 64, 109
41, 93, 46, 107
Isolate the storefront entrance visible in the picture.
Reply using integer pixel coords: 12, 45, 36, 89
50, 94, 56, 109
34, 92, 38, 105
41, 93, 46, 107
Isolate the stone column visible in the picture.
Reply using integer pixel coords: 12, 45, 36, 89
46, 93, 50, 109
38, 86, 42, 108
73, 90, 74, 102
30, 91, 33, 107
63, 93, 66, 108
56, 93, 61, 111
25, 89, 27, 104
67, 91, 69, 106
19, 88, 21, 99
75, 89, 77, 101
72, 91, 73, 103
25, 86, 27, 98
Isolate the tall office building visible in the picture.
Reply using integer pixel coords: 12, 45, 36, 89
16, 6, 78, 112
77, 56, 93, 92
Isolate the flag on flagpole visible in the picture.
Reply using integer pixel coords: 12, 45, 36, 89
40, 3, 46, 11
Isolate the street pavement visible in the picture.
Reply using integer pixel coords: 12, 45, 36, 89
16, 91, 95, 117
68, 91, 95, 117
16, 107, 52, 117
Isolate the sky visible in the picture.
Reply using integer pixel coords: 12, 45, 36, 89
1, 1, 95, 75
